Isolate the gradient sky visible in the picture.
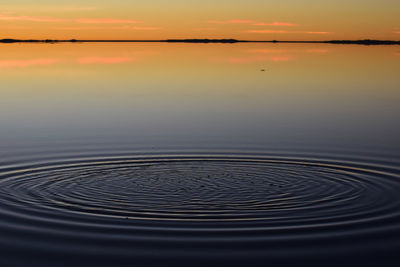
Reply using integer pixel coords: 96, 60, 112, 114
1, 0, 399, 40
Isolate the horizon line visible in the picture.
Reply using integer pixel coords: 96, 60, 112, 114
1, 38, 400, 45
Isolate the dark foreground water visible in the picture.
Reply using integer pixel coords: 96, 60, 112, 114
0, 43, 399, 266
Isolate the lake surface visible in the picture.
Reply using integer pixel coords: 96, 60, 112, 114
0, 43, 399, 266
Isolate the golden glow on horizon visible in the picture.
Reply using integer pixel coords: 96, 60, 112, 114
0, 1, 399, 40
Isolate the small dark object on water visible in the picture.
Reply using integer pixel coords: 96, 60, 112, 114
261, 69, 266, 71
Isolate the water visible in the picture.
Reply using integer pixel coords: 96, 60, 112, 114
0, 43, 399, 266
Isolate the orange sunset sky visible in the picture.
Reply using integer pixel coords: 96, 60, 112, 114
1, 0, 399, 40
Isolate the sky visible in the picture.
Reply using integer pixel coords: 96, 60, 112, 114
0, 0, 399, 40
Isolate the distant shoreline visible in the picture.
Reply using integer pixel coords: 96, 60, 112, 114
1, 38, 400, 45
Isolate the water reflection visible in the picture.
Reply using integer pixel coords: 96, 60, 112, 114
0, 43, 399, 154
0, 42, 399, 266
305, 49, 330, 53
77, 57, 133, 64
0, 58, 60, 68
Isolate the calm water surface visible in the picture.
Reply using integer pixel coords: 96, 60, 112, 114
0, 43, 399, 266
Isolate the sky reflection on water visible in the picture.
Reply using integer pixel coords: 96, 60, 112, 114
1, 42, 400, 267
0, 43, 399, 157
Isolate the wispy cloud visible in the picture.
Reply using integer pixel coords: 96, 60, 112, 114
0, 5, 96, 12
0, 58, 59, 68
0, 14, 142, 25
53, 26, 93, 30
247, 30, 289, 34
207, 19, 254, 24
54, 6, 97, 11
77, 57, 133, 65
253, 22, 298, 27
207, 20, 298, 27
394, 31, 400, 34
305, 31, 332, 35
0, 14, 63, 22
54, 26, 160, 31
75, 18, 142, 24
115, 26, 160, 30
247, 30, 333, 35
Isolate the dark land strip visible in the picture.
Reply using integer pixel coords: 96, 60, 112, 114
1, 38, 400, 45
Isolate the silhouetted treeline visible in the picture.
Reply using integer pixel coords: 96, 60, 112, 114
324, 39, 400, 45
0, 39, 76, 43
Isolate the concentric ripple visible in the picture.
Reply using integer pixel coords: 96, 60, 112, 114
1, 154, 400, 266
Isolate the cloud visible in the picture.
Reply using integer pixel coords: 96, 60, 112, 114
207, 19, 254, 24
0, 58, 59, 68
305, 31, 332, 34
0, 14, 63, 22
54, 6, 97, 11
55, 26, 160, 31
54, 26, 160, 31
247, 30, 289, 34
0, 14, 142, 25
0, 5, 96, 12
77, 57, 133, 64
53, 26, 93, 30
247, 30, 332, 35
253, 22, 298, 27
75, 18, 142, 24
394, 31, 400, 34
207, 20, 298, 27
115, 26, 160, 30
